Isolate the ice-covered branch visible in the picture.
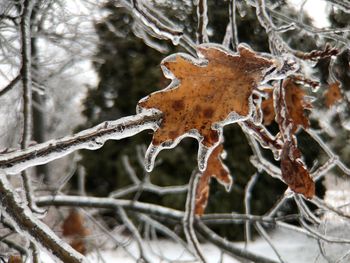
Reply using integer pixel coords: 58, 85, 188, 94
20, 0, 35, 149
196, 0, 209, 44
118, 0, 196, 54
0, 75, 20, 97
35, 194, 280, 263
229, 0, 239, 49
0, 172, 85, 263
0, 111, 162, 175
327, 0, 350, 13
183, 172, 206, 262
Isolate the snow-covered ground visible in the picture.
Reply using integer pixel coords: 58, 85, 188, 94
41, 227, 337, 263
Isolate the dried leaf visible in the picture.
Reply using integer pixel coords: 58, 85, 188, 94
261, 79, 311, 128
138, 44, 276, 170
261, 88, 275, 125
325, 82, 342, 107
284, 79, 312, 130
62, 209, 89, 255
195, 144, 232, 215
62, 209, 89, 237
281, 141, 315, 198
70, 239, 87, 255
8, 255, 22, 263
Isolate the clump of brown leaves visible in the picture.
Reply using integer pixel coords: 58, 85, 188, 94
139, 43, 341, 214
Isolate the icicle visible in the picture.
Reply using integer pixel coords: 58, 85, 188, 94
197, 143, 212, 172
144, 143, 161, 172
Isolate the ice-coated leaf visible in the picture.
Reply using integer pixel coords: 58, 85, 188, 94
324, 81, 342, 108
138, 43, 285, 172
62, 209, 89, 255
262, 79, 312, 129
195, 144, 232, 216
281, 141, 315, 198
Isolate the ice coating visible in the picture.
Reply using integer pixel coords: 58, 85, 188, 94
0, 111, 161, 175
138, 43, 295, 172
129, 0, 183, 46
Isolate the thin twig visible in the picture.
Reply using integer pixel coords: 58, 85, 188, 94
36, 194, 279, 263
183, 172, 207, 262
196, 0, 209, 44
229, 0, 239, 50
255, 222, 286, 263
0, 75, 21, 97
117, 207, 151, 263
244, 173, 259, 245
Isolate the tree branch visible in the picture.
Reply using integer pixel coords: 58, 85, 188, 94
35, 194, 280, 263
0, 172, 85, 263
0, 111, 162, 175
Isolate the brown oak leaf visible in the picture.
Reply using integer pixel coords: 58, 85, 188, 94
284, 79, 312, 130
281, 141, 315, 198
195, 144, 232, 215
324, 81, 342, 108
138, 43, 279, 171
8, 255, 22, 263
62, 209, 90, 255
261, 79, 311, 128
261, 88, 275, 125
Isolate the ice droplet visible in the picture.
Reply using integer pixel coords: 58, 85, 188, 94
198, 143, 212, 172
144, 143, 161, 172
171, 35, 181, 46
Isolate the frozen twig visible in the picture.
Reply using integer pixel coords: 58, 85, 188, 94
117, 207, 151, 263
311, 196, 350, 221
20, 0, 35, 149
196, 221, 279, 263
118, 0, 196, 54
307, 129, 350, 176
36, 194, 279, 263
244, 173, 259, 244
294, 195, 321, 225
0, 75, 20, 97
196, 0, 209, 44
253, 0, 291, 54
327, 0, 350, 13
183, 172, 206, 262
255, 222, 286, 263
19, 0, 40, 215
299, 218, 350, 244
110, 154, 188, 198
139, 214, 195, 257
229, 0, 239, 50
110, 182, 188, 198
0, 172, 85, 263
0, 111, 162, 175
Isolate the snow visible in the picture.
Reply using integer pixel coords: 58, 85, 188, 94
39, 227, 330, 263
